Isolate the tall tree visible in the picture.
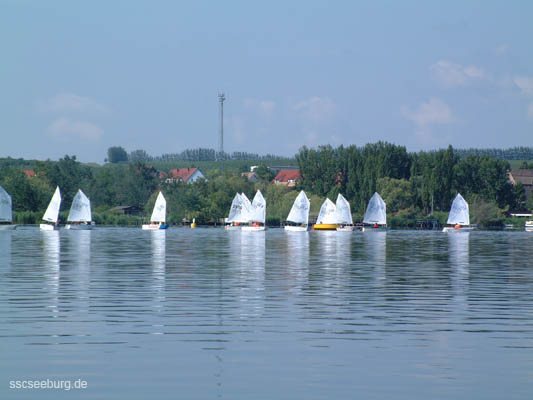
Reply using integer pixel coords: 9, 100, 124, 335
107, 146, 129, 163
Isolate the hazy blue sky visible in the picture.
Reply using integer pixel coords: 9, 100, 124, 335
1, 0, 532, 162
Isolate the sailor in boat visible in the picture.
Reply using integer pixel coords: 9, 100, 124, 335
373, 223, 378, 228
455, 224, 461, 229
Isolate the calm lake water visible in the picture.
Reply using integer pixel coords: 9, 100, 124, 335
1, 228, 532, 399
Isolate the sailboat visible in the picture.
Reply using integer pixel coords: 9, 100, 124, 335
142, 192, 168, 230
442, 193, 472, 232
242, 190, 267, 231
65, 189, 94, 230
362, 192, 387, 231
313, 198, 338, 230
335, 194, 354, 231
284, 190, 310, 231
0, 185, 16, 230
225, 193, 246, 230
40, 186, 61, 231
525, 220, 533, 232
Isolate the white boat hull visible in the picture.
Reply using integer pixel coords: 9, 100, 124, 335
40, 223, 59, 231
65, 224, 93, 230
361, 226, 386, 232
525, 222, 533, 232
284, 225, 307, 232
0, 224, 17, 230
442, 226, 474, 232
241, 225, 266, 231
225, 225, 241, 231
336, 225, 354, 232
142, 224, 168, 230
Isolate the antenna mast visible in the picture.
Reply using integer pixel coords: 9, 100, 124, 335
218, 92, 225, 159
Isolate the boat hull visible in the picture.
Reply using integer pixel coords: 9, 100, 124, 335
241, 226, 266, 231
142, 224, 168, 230
526, 222, 533, 232
336, 225, 354, 232
361, 226, 386, 232
313, 224, 339, 231
65, 224, 93, 230
284, 225, 308, 232
40, 223, 59, 231
442, 226, 473, 232
225, 225, 241, 230
0, 224, 17, 230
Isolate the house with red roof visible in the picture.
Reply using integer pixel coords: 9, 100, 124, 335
164, 167, 207, 184
273, 169, 300, 188
23, 169, 35, 178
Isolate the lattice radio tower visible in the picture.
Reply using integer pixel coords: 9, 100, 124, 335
218, 92, 225, 160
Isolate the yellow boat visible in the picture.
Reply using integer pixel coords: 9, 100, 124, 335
313, 223, 339, 231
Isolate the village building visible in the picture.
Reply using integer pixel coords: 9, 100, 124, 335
23, 170, 35, 178
241, 172, 258, 182
508, 169, 533, 201
273, 169, 300, 188
162, 168, 207, 184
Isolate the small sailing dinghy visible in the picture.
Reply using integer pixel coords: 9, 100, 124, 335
335, 194, 354, 231
362, 192, 387, 231
40, 186, 62, 231
0, 185, 16, 230
284, 190, 310, 231
313, 198, 338, 230
225, 193, 246, 230
526, 220, 533, 232
242, 190, 267, 231
142, 192, 168, 230
65, 189, 94, 230
443, 193, 472, 232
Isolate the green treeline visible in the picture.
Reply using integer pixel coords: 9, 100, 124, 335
0, 155, 308, 226
0, 142, 531, 228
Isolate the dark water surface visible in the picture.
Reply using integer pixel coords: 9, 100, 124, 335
1, 228, 532, 399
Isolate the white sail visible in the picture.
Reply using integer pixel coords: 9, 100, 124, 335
286, 190, 310, 225
150, 192, 166, 223
334, 194, 353, 225
316, 198, 337, 224
227, 193, 243, 223
0, 185, 12, 222
67, 189, 92, 222
240, 193, 253, 223
447, 193, 470, 225
250, 190, 266, 223
42, 187, 61, 223
363, 192, 387, 225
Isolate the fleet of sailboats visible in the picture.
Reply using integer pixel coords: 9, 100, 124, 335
65, 189, 94, 230
142, 192, 168, 230
284, 191, 310, 231
3, 185, 530, 232
0, 185, 16, 230
443, 193, 472, 232
40, 186, 62, 231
